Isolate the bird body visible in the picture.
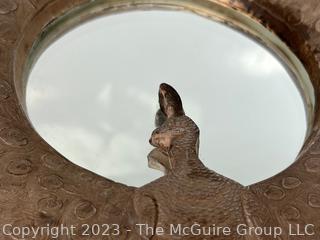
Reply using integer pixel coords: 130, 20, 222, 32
132, 83, 279, 240
134, 154, 278, 240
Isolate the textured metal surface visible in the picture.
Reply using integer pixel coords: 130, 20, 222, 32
0, 0, 319, 239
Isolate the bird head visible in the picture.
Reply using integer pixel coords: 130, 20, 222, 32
148, 83, 200, 173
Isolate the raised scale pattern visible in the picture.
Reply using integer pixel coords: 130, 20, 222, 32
280, 205, 300, 220
6, 158, 32, 175
41, 153, 66, 169
304, 157, 320, 172
38, 174, 64, 190
38, 195, 64, 214
263, 185, 285, 200
0, 0, 319, 239
281, 176, 301, 189
74, 200, 97, 220
0, 128, 28, 147
308, 194, 320, 208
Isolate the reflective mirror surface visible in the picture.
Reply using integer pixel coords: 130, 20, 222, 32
27, 11, 307, 186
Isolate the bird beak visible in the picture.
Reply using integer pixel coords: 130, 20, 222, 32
147, 148, 170, 174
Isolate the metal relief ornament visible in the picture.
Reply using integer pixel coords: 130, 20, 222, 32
0, 0, 320, 239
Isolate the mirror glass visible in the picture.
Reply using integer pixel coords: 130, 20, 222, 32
27, 10, 307, 187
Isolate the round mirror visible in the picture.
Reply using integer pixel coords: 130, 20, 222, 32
27, 10, 307, 187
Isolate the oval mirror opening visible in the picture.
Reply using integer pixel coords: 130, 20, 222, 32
27, 10, 307, 187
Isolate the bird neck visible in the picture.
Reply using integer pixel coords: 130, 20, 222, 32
168, 147, 203, 174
